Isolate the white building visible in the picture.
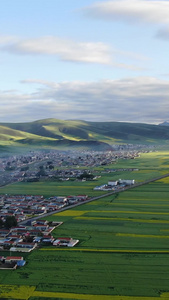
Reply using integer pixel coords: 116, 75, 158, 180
108, 181, 118, 186
118, 179, 135, 185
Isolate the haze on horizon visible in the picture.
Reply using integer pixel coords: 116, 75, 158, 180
1, 0, 169, 125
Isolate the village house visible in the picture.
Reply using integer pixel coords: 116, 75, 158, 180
53, 237, 79, 247
33, 224, 49, 231
0, 255, 26, 269
5, 256, 24, 263
16, 241, 37, 249
41, 235, 54, 244
108, 181, 118, 186
0, 229, 10, 237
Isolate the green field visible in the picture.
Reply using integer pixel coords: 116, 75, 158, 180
1, 151, 169, 299
1, 181, 169, 298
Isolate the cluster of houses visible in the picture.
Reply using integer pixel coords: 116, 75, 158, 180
0, 219, 58, 252
0, 193, 84, 270
0, 218, 79, 269
0, 218, 79, 253
94, 179, 135, 191
0, 194, 89, 223
0, 147, 147, 186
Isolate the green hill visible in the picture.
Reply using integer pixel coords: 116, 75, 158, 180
0, 118, 169, 152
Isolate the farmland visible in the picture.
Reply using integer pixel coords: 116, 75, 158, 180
1, 151, 169, 299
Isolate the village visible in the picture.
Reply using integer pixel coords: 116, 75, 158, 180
0, 192, 87, 270
0, 193, 89, 223
0, 146, 151, 186
0, 147, 150, 271
0, 214, 79, 269
0, 216, 79, 254
0, 174, 137, 270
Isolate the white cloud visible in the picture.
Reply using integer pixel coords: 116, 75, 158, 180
84, 0, 169, 25
1, 36, 112, 65
0, 35, 148, 70
0, 35, 19, 45
0, 77, 169, 123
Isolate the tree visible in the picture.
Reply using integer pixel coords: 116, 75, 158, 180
4, 216, 17, 229
0, 218, 3, 228
78, 172, 94, 180
36, 165, 47, 177
20, 166, 29, 171
49, 164, 54, 170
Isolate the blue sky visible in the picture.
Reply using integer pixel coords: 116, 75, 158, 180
0, 0, 169, 123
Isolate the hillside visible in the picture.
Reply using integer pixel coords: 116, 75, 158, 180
1, 118, 169, 152
159, 121, 169, 126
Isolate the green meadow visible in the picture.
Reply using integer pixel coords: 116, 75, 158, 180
1, 180, 169, 298
1, 151, 169, 299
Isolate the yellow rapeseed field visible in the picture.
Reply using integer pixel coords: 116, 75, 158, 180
158, 177, 169, 183
75, 216, 169, 224
33, 290, 164, 300
0, 284, 169, 299
161, 292, 169, 298
53, 209, 169, 218
116, 233, 169, 238
115, 199, 169, 202
97, 210, 169, 215
0, 284, 35, 299
54, 210, 87, 217
40, 248, 169, 253
113, 203, 169, 206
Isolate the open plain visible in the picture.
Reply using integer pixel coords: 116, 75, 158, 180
1, 151, 169, 299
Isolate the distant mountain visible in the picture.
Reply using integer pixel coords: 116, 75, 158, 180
159, 121, 169, 126
1, 118, 169, 152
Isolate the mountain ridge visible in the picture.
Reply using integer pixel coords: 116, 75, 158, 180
0, 118, 169, 152
159, 121, 169, 126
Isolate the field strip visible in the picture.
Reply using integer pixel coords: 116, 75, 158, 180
40, 248, 169, 253
0, 284, 36, 299
0, 284, 167, 300
33, 291, 165, 300
55, 210, 169, 217
92, 211, 169, 215
75, 216, 169, 224
114, 199, 169, 202
57, 186, 86, 188
55, 210, 86, 216
113, 203, 169, 206
116, 233, 169, 238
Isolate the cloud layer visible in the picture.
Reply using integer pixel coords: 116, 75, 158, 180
0, 35, 147, 70
84, 0, 169, 25
0, 35, 111, 65
1, 77, 169, 124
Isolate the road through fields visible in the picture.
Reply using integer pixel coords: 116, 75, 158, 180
19, 172, 169, 225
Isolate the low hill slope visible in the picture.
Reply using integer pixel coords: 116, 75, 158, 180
1, 119, 169, 151
0, 121, 112, 152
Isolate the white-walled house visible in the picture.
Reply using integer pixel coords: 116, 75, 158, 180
118, 179, 135, 185
108, 181, 118, 186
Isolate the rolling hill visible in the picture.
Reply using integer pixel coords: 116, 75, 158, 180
0, 118, 169, 152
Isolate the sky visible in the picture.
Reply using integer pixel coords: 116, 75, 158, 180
0, 0, 169, 124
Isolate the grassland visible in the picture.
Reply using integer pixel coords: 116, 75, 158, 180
1, 151, 169, 299
2, 118, 169, 152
